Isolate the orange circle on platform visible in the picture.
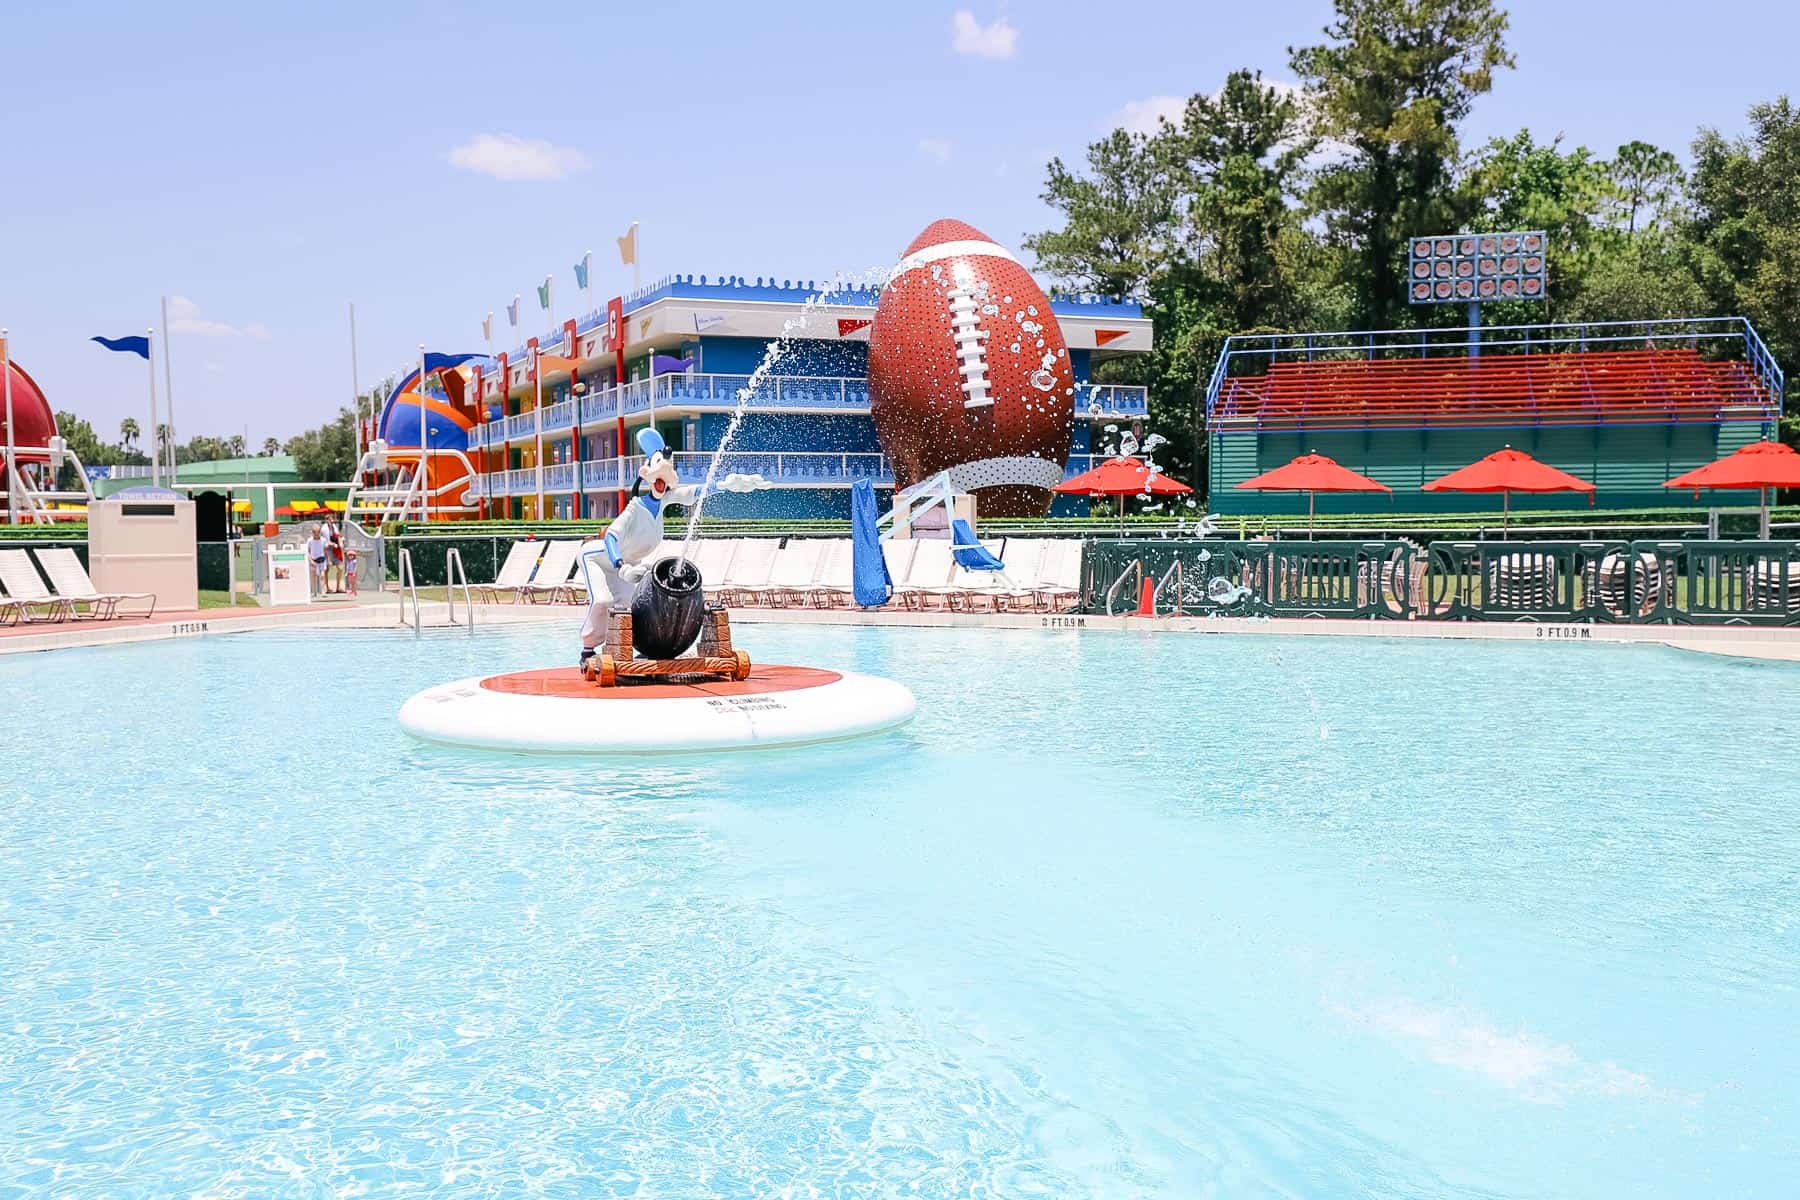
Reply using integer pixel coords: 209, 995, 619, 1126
480, 664, 842, 701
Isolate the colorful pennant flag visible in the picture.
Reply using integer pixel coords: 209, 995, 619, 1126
537, 279, 551, 311
506, 295, 520, 328
573, 254, 590, 290
616, 222, 638, 267
481, 312, 493, 342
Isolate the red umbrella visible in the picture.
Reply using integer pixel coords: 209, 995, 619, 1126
274, 505, 299, 518
1423, 446, 1593, 536
1053, 456, 1193, 532
1235, 452, 1390, 539
1664, 440, 1800, 538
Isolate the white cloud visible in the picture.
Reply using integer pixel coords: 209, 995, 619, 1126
167, 295, 270, 340
447, 133, 588, 182
951, 10, 1017, 59
918, 137, 953, 165
1115, 95, 1186, 136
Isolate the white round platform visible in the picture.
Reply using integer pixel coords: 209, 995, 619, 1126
399, 664, 916, 754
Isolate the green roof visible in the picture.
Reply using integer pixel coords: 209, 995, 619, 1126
171, 455, 301, 482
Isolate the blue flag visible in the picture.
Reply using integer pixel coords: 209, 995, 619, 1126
92, 334, 150, 359
573, 257, 590, 289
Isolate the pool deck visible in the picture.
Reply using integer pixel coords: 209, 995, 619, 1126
3, 594, 1798, 662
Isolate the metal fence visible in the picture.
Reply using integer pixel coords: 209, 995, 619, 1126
1082, 538, 1800, 625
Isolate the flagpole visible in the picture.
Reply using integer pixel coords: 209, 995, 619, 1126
633, 223, 641, 292
534, 342, 544, 517
146, 327, 161, 488
2, 327, 14, 525
160, 297, 177, 480
349, 301, 362, 463
418, 343, 428, 524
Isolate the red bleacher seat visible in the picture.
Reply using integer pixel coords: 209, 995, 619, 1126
1215, 348, 1776, 432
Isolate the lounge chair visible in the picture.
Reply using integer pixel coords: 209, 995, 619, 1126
1034, 541, 1085, 612
894, 539, 958, 610
0, 549, 74, 622
473, 540, 547, 603
808, 539, 856, 608
688, 538, 738, 600
919, 537, 1008, 612
758, 539, 826, 608
718, 538, 779, 606
872, 539, 917, 608
31, 547, 156, 619
975, 538, 1049, 612
518, 540, 582, 604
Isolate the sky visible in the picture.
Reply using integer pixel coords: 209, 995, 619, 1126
3, 0, 1795, 448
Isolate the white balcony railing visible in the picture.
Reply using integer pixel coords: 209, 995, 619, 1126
470, 374, 1149, 446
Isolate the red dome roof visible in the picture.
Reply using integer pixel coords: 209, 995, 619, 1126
1, 361, 55, 462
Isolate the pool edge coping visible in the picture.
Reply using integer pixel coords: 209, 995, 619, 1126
4, 600, 1797, 663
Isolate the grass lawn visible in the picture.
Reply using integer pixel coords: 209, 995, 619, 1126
198, 590, 259, 609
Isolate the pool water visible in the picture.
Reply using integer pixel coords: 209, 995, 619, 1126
2, 622, 1797, 1198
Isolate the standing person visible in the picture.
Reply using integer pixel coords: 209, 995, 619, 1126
343, 548, 358, 596
306, 524, 328, 597
319, 516, 341, 593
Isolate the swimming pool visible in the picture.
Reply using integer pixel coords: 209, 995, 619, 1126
2, 622, 1796, 1197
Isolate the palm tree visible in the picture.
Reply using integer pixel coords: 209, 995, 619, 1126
227, 434, 246, 458
262, 437, 281, 457
119, 417, 139, 451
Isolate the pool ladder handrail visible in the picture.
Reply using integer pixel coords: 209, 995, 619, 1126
1152, 559, 1184, 615
396, 548, 422, 636
444, 548, 474, 633
1104, 558, 1144, 616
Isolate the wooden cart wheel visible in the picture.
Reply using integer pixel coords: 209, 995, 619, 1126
596, 654, 618, 687
732, 650, 752, 681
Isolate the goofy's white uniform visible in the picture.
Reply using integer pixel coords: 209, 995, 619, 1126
577, 482, 701, 654
577, 427, 767, 664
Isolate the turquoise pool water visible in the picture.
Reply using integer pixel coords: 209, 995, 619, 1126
2, 622, 1797, 1197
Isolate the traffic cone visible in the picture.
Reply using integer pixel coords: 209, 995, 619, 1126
1136, 576, 1156, 617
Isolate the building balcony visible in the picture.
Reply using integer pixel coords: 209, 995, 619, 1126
1079, 384, 1149, 419
468, 373, 1150, 446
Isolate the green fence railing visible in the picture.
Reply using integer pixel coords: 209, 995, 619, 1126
1080, 538, 1800, 626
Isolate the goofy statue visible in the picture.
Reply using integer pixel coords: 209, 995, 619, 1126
578, 428, 766, 672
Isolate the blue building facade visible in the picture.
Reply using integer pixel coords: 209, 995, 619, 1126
455, 274, 1152, 521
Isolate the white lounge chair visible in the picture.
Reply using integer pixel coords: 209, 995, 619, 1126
895, 539, 958, 610
688, 538, 739, 600
1034, 541, 1085, 612
473, 540, 546, 603
719, 539, 780, 606
31, 547, 156, 619
808, 539, 856, 608
927, 537, 1009, 612
518, 540, 582, 604
974, 539, 1049, 612
757, 539, 826, 608
0, 549, 73, 622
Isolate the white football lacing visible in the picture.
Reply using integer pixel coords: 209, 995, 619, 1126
947, 284, 992, 409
